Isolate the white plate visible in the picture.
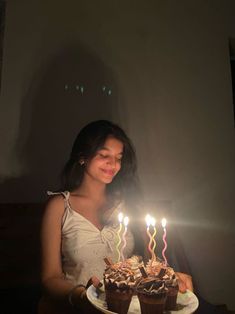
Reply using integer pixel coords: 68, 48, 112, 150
87, 285, 199, 314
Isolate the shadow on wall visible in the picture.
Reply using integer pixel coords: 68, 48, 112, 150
0, 42, 121, 202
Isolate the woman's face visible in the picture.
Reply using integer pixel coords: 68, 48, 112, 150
85, 136, 123, 184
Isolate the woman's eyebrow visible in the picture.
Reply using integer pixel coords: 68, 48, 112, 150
99, 147, 123, 155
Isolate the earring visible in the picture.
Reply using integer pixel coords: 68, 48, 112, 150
79, 160, 85, 166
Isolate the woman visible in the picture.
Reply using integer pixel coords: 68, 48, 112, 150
39, 120, 192, 313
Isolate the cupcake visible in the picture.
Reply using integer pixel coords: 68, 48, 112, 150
103, 256, 142, 314
163, 266, 179, 311
136, 277, 168, 314
105, 288, 133, 314
145, 259, 179, 311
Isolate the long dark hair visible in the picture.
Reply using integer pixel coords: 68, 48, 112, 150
61, 120, 140, 203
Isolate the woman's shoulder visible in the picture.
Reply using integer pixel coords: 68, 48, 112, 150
41, 193, 68, 230
44, 192, 68, 216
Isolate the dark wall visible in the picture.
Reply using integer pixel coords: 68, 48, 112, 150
0, 43, 120, 202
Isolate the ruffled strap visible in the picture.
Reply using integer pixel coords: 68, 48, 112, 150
47, 190, 69, 199
47, 190, 70, 206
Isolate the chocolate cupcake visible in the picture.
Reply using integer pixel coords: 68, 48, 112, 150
103, 256, 143, 314
136, 277, 168, 314
145, 259, 179, 311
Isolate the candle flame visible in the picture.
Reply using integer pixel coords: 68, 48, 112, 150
150, 217, 156, 227
124, 216, 129, 226
145, 214, 151, 227
161, 218, 167, 228
118, 212, 123, 223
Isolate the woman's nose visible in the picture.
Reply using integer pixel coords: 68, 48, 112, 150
107, 156, 116, 167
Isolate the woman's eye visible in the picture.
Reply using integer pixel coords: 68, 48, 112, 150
98, 153, 122, 162
99, 153, 108, 158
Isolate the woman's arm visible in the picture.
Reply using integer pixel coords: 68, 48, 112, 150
40, 196, 85, 308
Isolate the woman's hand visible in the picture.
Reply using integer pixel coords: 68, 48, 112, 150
75, 276, 102, 313
86, 276, 102, 289
176, 272, 193, 293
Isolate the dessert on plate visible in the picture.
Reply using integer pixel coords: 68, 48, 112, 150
136, 276, 168, 314
103, 256, 143, 314
145, 258, 179, 311
103, 255, 179, 313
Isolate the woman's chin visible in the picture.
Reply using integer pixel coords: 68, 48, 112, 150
102, 176, 114, 184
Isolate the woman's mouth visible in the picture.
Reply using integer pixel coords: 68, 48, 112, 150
101, 169, 115, 177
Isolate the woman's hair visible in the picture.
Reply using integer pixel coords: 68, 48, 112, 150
61, 120, 139, 202
61, 119, 145, 256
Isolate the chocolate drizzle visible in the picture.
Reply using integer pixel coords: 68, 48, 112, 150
104, 256, 143, 290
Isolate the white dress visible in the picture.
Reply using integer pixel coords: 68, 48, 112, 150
48, 191, 135, 286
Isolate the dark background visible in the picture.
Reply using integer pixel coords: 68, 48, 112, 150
0, 1, 235, 313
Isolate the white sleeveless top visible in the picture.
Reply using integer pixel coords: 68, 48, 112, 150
48, 191, 135, 286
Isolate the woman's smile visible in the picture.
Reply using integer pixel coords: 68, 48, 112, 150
100, 168, 116, 177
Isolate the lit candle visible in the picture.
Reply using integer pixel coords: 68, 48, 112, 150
116, 212, 123, 262
150, 217, 157, 263
145, 214, 153, 257
161, 218, 168, 266
120, 216, 129, 262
